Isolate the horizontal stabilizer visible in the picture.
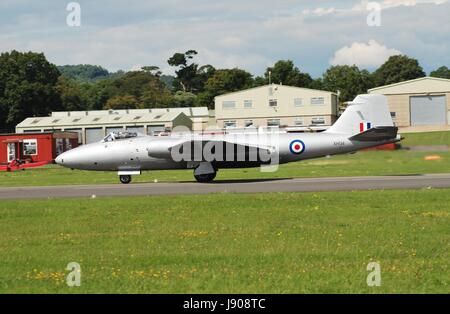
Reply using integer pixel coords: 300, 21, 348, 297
349, 126, 398, 142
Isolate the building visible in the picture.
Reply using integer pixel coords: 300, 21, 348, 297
16, 108, 198, 144
368, 77, 450, 131
214, 84, 339, 130
0, 131, 78, 164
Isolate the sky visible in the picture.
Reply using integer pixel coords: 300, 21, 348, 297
0, 0, 449, 78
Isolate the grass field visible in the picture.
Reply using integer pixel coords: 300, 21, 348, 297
0, 189, 448, 293
1, 150, 450, 187
401, 131, 450, 147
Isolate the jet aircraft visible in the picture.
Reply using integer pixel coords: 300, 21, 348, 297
55, 94, 400, 183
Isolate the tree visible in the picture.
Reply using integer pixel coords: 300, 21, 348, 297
57, 64, 111, 82
140, 79, 173, 108
171, 91, 197, 108
56, 76, 88, 111
430, 66, 450, 79
322, 65, 374, 102
167, 50, 199, 92
373, 55, 425, 86
199, 68, 254, 108
104, 94, 141, 110
265, 60, 313, 87
0, 50, 62, 132
98, 71, 173, 109
141, 66, 162, 77
192, 64, 216, 93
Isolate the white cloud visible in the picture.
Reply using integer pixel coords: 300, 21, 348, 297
0, 0, 449, 77
351, 0, 448, 11
330, 40, 402, 68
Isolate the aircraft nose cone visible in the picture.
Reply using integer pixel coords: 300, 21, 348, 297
55, 151, 68, 165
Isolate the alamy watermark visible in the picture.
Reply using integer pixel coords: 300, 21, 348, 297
66, 262, 81, 287
367, 2, 382, 27
66, 2, 81, 27
366, 262, 381, 287
168, 125, 281, 172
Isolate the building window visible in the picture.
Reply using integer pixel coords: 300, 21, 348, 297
245, 120, 253, 127
267, 119, 280, 127
222, 101, 236, 109
65, 138, 72, 151
311, 117, 326, 125
56, 138, 64, 156
294, 98, 303, 107
223, 120, 237, 128
390, 112, 396, 119
269, 99, 278, 107
23, 139, 37, 155
311, 97, 325, 105
294, 118, 304, 126
244, 100, 253, 108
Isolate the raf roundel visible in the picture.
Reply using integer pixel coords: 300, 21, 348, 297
289, 140, 305, 155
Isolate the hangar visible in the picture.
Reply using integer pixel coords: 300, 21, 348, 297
214, 84, 339, 131
368, 77, 450, 130
15, 108, 203, 144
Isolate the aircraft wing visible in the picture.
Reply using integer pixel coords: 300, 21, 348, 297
148, 139, 273, 161
349, 126, 398, 142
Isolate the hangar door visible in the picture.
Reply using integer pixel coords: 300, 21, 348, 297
410, 95, 447, 125
85, 128, 104, 144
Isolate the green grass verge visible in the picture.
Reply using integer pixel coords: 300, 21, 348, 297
0, 190, 448, 293
401, 131, 450, 147
1, 150, 450, 187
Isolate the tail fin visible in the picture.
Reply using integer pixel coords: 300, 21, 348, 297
326, 94, 394, 136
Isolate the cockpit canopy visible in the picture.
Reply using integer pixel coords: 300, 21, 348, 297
102, 131, 138, 142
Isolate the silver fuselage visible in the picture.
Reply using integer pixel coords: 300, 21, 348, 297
55, 131, 398, 172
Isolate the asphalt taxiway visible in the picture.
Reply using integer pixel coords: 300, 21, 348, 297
1, 173, 450, 199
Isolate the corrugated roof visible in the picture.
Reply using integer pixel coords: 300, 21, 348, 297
51, 107, 209, 118
17, 111, 187, 128
368, 76, 450, 92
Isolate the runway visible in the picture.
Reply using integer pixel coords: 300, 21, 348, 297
2, 173, 450, 199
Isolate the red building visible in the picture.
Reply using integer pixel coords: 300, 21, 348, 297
0, 131, 79, 165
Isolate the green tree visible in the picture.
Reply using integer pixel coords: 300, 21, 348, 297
167, 50, 199, 92
0, 50, 62, 132
192, 64, 216, 93
171, 91, 197, 107
198, 68, 253, 108
265, 60, 313, 87
57, 64, 112, 83
373, 55, 425, 86
141, 66, 162, 77
322, 65, 374, 102
56, 76, 88, 111
140, 79, 173, 108
430, 66, 450, 79
104, 94, 141, 110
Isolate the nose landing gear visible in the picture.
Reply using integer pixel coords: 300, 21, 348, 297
119, 175, 132, 184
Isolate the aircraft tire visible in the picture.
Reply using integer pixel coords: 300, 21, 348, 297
119, 175, 132, 184
194, 172, 216, 183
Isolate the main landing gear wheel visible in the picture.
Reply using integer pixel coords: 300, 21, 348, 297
194, 172, 216, 183
119, 175, 132, 184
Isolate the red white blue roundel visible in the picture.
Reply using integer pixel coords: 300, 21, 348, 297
289, 140, 305, 155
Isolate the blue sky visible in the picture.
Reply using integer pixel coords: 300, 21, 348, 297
1, 0, 449, 77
